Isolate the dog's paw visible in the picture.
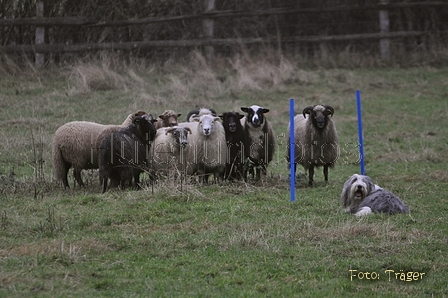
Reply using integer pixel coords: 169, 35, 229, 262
355, 207, 372, 217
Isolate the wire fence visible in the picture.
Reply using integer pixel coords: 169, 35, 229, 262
1, 0, 447, 66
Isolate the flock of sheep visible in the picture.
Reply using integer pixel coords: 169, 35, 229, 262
52, 104, 339, 192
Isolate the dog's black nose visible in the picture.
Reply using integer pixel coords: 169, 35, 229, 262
357, 185, 362, 189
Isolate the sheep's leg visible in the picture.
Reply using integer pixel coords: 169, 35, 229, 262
203, 174, 210, 184
323, 164, 329, 183
62, 177, 70, 189
134, 172, 141, 189
101, 178, 108, 194
73, 168, 85, 187
255, 164, 265, 181
62, 164, 70, 189
120, 179, 126, 190
308, 165, 314, 187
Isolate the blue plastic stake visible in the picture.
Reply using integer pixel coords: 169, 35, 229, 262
290, 98, 295, 202
356, 90, 365, 175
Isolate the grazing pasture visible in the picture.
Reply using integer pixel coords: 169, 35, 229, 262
0, 55, 447, 297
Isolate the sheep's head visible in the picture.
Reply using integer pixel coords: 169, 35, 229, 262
187, 108, 217, 122
302, 105, 334, 130
133, 110, 148, 117
241, 105, 269, 128
219, 112, 244, 133
158, 110, 181, 128
134, 114, 157, 142
194, 114, 220, 137
165, 126, 191, 148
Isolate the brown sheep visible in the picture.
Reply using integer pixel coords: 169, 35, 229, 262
154, 110, 181, 130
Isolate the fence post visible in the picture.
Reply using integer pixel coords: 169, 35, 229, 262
379, 0, 390, 61
35, 1, 45, 68
203, 0, 215, 61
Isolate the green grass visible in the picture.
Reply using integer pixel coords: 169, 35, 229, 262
1, 56, 448, 297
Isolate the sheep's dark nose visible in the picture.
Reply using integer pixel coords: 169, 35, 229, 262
316, 117, 325, 128
180, 141, 188, 148
229, 122, 237, 132
203, 128, 210, 135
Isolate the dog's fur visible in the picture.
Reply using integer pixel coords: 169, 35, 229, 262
340, 174, 409, 216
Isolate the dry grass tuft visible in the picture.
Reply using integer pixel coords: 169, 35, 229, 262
67, 62, 143, 92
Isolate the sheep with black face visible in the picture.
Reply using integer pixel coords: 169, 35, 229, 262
240, 105, 276, 181
286, 104, 339, 186
219, 111, 246, 180
98, 114, 157, 193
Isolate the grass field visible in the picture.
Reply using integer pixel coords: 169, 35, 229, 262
1, 54, 448, 297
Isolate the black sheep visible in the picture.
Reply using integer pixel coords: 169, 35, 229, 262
219, 112, 246, 180
99, 114, 157, 193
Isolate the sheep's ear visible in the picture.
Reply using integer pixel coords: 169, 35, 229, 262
177, 113, 182, 117
218, 114, 224, 120
213, 117, 220, 122
165, 128, 175, 135
261, 108, 270, 114
133, 117, 141, 124
240, 107, 249, 113
238, 114, 244, 119
158, 114, 164, 119
192, 117, 200, 122
185, 127, 192, 134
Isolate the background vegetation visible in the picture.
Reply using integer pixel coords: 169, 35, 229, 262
2, 0, 448, 66
0, 50, 447, 296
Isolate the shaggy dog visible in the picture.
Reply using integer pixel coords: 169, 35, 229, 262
340, 174, 409, 216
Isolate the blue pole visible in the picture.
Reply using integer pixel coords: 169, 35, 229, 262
356, 90, 365, 175
290, 98, 295, 202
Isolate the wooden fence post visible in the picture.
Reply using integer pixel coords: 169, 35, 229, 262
379, 0, 390, 61
203, 0, 215, 61
35, 1, 45, 68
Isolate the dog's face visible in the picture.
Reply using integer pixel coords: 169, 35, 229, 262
341, 174, 375, 210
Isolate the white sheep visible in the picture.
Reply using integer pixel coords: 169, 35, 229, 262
52, 110, 147, 188
286, 104, 339, 186
179, 113, 226, 183
150, 126, 192, 178
240, 105, 276, 181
